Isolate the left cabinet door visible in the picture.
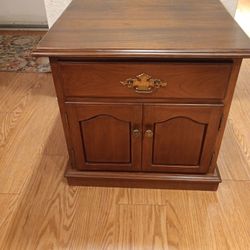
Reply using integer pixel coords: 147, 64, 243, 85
65, 103, 142, 171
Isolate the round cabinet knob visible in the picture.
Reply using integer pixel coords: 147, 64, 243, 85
145, 129, 153, 138
132, 129, 140, 137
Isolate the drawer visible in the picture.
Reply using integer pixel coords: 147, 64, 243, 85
58, 62, 232, 99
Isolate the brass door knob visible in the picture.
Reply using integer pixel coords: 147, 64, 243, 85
132, 129, 140, 137
145, 129, 153, 138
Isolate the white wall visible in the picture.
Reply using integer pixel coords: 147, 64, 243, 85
44, 0, 71, 28
0, 0, 47, 25
221, 0, 238, 16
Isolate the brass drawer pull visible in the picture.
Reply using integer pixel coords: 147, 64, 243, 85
132, 129, 141, 137
145, 129, 154, 138
121, 73, 167, 94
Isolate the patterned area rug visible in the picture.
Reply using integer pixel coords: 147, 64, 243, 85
0, 35, 51, 73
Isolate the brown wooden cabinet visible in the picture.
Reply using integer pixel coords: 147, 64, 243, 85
66, 103, 223, 175
66, 103, 142, 171
142, 104, 223, 173
33, 0, 250, 190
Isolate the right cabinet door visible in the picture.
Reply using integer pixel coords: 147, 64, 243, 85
142, 104, 223, 173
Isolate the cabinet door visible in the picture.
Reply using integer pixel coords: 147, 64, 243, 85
142, 105, 223, 173
66, 103, 142, 171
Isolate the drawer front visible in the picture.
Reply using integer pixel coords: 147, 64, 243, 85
59, 62, 232, 99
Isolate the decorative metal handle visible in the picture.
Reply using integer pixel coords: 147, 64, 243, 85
145, 129, 153, 138
121, 73, 167, 94
132, 129, 140, 137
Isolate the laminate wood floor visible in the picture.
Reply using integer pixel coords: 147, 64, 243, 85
0, 62, 249, 250
1, 5, 250, 250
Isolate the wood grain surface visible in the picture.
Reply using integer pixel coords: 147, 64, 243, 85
58, 61, 232, 99
0, 60, 249, 249
66, 103, 142, 171
33, 0, 250, 58
142, 104, 223, 174
1, 0, 250, 247
0, 195, 19, 245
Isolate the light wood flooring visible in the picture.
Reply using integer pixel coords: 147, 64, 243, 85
1, 5, 250, 250
0, 60, 250, 250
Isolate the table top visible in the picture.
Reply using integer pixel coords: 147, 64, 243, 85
34, 0, 250, 58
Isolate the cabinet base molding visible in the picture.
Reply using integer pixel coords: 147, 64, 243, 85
65, 165, 221, 191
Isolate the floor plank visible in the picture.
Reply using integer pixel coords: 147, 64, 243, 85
0, 73, 62, 194
0, 194, 19, 245
0, 73, 55, 113
2, 174, 250, 249
0, 155, 78, 250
